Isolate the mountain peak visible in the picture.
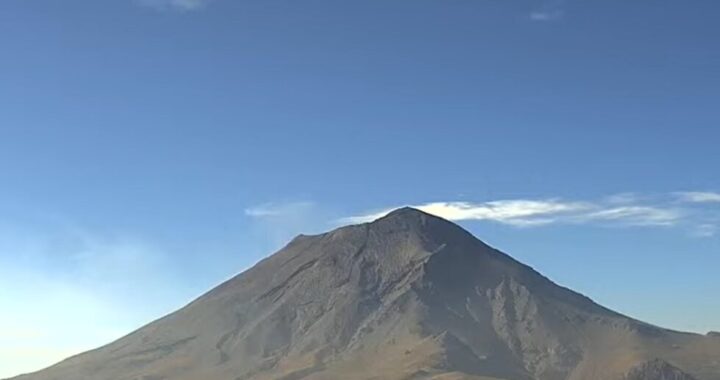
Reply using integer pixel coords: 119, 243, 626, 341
11, 206, 720, 380
368, 206, 479, 248
383, 206, 428, 217
373, 206, 436, 224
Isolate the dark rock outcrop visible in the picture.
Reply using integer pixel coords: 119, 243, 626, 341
624, 359, 697, 380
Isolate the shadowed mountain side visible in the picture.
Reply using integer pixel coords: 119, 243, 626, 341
8, 208, 720, 380
624, 359, 698, 380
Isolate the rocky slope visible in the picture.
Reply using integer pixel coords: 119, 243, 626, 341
624, 359, 697, 380
8, 208, 720, 380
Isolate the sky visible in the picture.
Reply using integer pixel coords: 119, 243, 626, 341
1, 0, 719, 377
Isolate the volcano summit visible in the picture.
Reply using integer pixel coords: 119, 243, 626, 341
10, 208, 720, 380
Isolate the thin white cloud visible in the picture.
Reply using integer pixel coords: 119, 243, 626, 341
243, 201, 333, 252
529, 0, 567, 22
245, 201, 315, 218
339, 209, 392, 225
340, 199, 591, 226
530, 10, 564, 21
580, 206, 682, 227
676, 192, 720, 203
692, 224, 718, 238
340, 192, 714, 235
420, 200, 590, 221
137, 0, 209, 11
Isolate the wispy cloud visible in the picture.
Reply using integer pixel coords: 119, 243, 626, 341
693, 224, 718, 238
530, 0, 567, 22
676, 192, 720, 203
137, 0, 209, 11
579, 206, 682, 227
530, 10, 564, 22
340, 192, 719, 237
244, 201, 333, 251
245, 201, 315, 218
339, 200, 591, 226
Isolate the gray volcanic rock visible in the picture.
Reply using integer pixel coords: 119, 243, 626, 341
624, 359, 697, 380
8, 208, 720, 380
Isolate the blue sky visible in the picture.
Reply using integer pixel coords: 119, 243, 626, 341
1, 0, 719, 377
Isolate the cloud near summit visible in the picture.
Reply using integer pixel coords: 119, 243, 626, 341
340, 200, 592, 226
339, 192, 719, 237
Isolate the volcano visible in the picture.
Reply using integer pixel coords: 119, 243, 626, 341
10, 208, 720, 380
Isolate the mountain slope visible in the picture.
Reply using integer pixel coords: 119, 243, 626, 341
624, 359, 698, 380
9, 208, 720, 380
